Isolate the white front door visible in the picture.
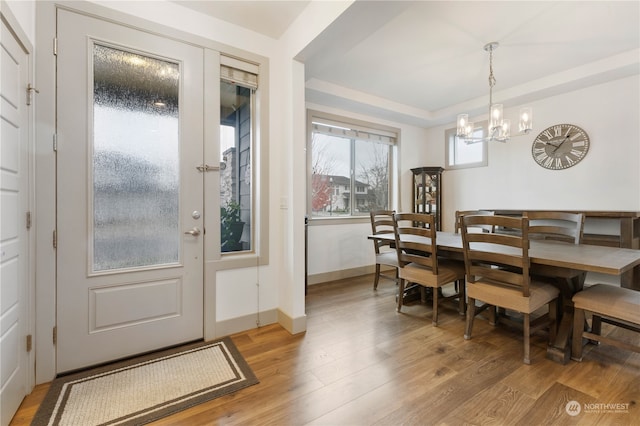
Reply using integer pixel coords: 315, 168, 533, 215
0, 13, 32, 426
56, 9, 204, 373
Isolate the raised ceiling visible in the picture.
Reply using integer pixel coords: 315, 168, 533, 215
173, 1, 640, 128
172, 0, 310, 39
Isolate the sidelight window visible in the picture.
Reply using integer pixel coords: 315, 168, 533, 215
219, 64, 257, 253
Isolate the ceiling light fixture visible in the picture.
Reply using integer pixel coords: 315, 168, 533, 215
456, 42, 533, 144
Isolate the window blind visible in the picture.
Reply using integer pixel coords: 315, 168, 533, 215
311, 118, 396, 145
221, 56, 258, 90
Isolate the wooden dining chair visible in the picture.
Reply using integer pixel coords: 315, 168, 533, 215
393, 212, 466, 325
454, 210, 495, 233
461, 215, 559, 364
526, 211, 584, 244
369, 210, 399, 290
526, 211, 586, 297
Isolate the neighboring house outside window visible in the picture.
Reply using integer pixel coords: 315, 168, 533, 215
308, 110, 397, 218
219, 64, 257, 253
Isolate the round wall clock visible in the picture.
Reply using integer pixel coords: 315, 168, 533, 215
531, 124, 590, 170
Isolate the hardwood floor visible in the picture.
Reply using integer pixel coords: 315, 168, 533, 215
11, 274, 640, 425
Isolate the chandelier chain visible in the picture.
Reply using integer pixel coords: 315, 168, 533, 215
488, 46, 496, 106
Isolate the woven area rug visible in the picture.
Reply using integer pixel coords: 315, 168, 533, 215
32, 337, 258, 426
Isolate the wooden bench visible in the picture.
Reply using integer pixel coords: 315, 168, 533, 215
571, 284, 640, 361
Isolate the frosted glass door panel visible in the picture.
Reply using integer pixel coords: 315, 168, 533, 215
93, 44, 180, 271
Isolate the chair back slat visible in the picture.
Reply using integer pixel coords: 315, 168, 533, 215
455, 210, 495, 233
525, 211, 584, 244
370, 210, 395, 253
393, 213, 438, 273
461, 215, 531, 297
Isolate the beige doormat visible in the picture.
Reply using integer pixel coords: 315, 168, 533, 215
32, 337, 258, 425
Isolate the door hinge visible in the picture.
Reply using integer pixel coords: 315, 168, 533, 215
53, 133, 57, 152
26, 334, 32, 352
53, 37, 58, 55
53, 230, 57, 248
26, 211, 32, 229
53, 326, 57, 345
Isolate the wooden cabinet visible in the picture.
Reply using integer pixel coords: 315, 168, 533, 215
411, 167, 443, 230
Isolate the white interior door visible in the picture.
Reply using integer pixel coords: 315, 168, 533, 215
0, 14, 31, 426
56, 9, 204, 373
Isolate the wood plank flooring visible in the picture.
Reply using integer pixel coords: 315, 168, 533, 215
11, 274, 640, 425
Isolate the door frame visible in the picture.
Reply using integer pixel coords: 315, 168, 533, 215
35, 1, 271, 383
0, 0, 36, 398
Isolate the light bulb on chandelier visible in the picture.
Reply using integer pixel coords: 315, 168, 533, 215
456, 42, 533, 144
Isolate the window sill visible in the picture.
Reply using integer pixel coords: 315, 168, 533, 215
309, 216, 370, 226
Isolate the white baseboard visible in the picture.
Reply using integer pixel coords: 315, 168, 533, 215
307, 264, 395, 285
277, 309, 307, 335
215, 308, 307, 337
215, 308, 278, 337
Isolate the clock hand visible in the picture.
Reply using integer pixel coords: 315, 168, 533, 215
546, 136, 566, 146
551, 134, 571, 153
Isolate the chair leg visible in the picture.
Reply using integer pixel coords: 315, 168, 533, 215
374, 264, 381, 290
548, 299, 558, 344
432, 286, 439, 326
571, 306, 586, 361
458, 279, 466, 316
489, 306, 497, 326
464, 297, 476, 340
397, 278, 405, 312
592, 314, 602, 335
586, 314, 603, 346
523, 313, 531, 365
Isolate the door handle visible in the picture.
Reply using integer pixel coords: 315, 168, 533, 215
184, 227, 201, 236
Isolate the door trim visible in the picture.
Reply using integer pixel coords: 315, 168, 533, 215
1, 0, 36, 397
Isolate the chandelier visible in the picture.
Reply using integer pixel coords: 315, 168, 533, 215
456, 42, 533, 144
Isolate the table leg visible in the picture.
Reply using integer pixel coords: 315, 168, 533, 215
546, 272, 587, 364
546, 308, 573, 364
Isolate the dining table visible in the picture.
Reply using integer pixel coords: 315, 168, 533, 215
368, 231, 640, 364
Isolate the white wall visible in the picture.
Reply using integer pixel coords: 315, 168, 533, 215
432, 75, 640, 232
272, 0, 353, 327
4, 0, 35, 45
308, 74, 640, 279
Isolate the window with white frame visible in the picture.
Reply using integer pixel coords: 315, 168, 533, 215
445, 121, 488, 169
219, 63, 257, 253
308, 111, 397, 218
